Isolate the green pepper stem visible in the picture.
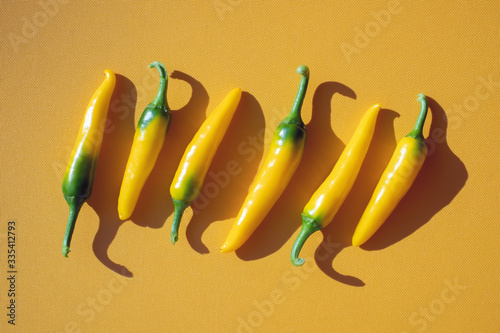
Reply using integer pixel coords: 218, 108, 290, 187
170, 199, 190, 244
290, 215, 322, 266
406, 93, 428, 141
149, 61, 169, 110
62, 196, 86, 257
281, 65, 310, 128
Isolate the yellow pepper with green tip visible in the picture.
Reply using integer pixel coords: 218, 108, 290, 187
170, 88, 242, 244
352, 94, 428, 247
290, 104, 381, 266
221, 65, 310, 253
118, 61, 171, 220
62, 69, 116, 257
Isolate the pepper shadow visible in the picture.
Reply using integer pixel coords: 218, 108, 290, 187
130, 71, 209, 230
88, 74, 137, 277
314, 108, 400, 286
359, 96, 468, 250
185, 92, 265, 253
235, 82, 357, 261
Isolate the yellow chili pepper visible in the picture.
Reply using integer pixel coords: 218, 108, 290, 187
352, 94, 428, 246
118, 62, 171, 220
62, 69, 116, 257
170, 88, 242, 243
221, 65, 310, 253
290, 104, 381, 266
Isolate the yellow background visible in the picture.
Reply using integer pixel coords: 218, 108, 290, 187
1, 1, 498, 332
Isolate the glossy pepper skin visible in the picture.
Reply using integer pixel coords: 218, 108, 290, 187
118, 62, 171, 220
62, 70, 116, 257
170, 88, 242, 243
352, 94, 428, 246
291, 104, 381, 266
220, 65, 309, 253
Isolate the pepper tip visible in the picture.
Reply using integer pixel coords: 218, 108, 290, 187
148, 61, 167, 79
220, 244, 232, 253
103, 69, 114, 76
170, 199, 190, 245
291, 257, 305, 267
296, 65, 309, 77
170, 233, 178, 245
148, 61, 160, 68
102, 69, 116, 85
62, 246, 70, 258
351, 234, 364, 247
290, 216, 322, 266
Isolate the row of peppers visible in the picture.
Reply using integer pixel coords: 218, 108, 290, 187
62, 63, 429, 267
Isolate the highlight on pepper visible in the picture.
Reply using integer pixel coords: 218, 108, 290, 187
352, 94, 429, 247
62, 69, 116, 257
117, 61, 172, 221
169, 87, 242, 244
220, 65, 310, 253
291, 104, 381, 266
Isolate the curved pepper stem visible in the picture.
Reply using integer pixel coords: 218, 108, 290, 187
405, 93, 428, 141
170, 199, 190, 244
149, 61, 169, 111
62, 196, 86, 257
290, 215, 322, 266
280, 65, 310, 128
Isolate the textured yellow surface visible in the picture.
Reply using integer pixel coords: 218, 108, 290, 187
1, 1, 499, 332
